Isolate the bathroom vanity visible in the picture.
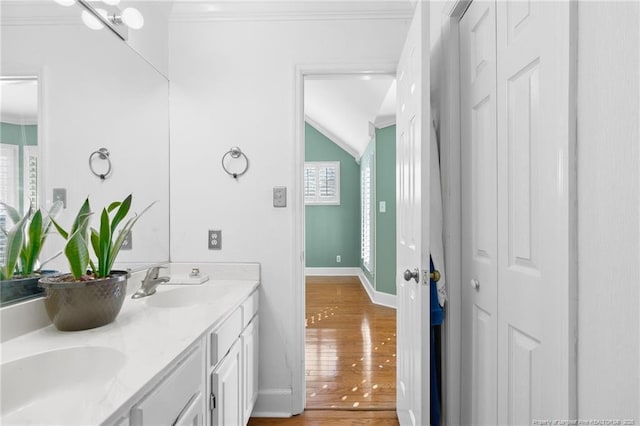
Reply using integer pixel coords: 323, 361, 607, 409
0, 263, 260, 426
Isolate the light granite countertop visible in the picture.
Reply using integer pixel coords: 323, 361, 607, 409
0, 262, 260, 425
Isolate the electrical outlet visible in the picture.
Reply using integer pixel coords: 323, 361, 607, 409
208, 230, 222, 250
336, 255, 341, 263
121, 231, 132, 250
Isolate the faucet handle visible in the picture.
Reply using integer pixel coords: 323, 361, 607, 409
145, 265, 168, 280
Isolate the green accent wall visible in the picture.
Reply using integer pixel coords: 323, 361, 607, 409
0, 122, 38, 214
374, 125, 397, 295
305, 123, 361, 267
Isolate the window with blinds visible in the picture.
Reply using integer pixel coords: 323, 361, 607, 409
0, 143, 19, 266
304, 161, 340, 205
361, 154, 373, 272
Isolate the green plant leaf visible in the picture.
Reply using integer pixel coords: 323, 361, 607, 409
107, 200, 156, 274
65, 230, 90, 280
3, 214, 29, 280
71, 198, 91, 236
0, 202, 21, 224
107, 201, 121, 213
49, 216, 69, 240
90, 228, 100, 261
43, 201, 63, 235
22, 209, 43, 275
98, 208, 111, 277
110, 194, 131, 236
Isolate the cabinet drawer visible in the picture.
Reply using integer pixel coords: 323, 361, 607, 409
241, 290, 259, 328
130, 347, 203, 426
209, 307, 242, 368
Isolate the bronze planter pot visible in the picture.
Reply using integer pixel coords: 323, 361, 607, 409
38, 271, 129, 331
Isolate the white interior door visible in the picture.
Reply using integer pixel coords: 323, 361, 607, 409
460, 1, 576, 424
395, 2, 430, 425
495, 1, 575, 422
460, 1, 498, 424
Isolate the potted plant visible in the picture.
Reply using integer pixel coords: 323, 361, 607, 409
38, 194, 154, 331
0, 201, 62, 306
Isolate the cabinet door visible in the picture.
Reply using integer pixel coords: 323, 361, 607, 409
210, 340, 241, 426
242, 316, 259, 424
175, 392, 204, 426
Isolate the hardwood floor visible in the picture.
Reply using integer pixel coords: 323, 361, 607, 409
249, 276, 399, 425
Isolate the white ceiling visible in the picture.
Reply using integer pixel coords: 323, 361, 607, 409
0, 79, 39, 125
305, 76, 396, 160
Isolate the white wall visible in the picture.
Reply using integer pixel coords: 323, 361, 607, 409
168, 17, 409, 414
1, 21, 170, 270
577, 1, 639, 419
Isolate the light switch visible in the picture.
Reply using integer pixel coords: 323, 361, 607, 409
273, 187, 287, 208
379, 201, 386, 213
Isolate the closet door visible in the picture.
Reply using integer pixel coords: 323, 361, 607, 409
495, 1, 575, 423
459, 1, 498, 424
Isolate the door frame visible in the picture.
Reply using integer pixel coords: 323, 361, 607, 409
293, 63, 397, 414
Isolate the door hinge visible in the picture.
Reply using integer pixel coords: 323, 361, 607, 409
210, 393, 216, 411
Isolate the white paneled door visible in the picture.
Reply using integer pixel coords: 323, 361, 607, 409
460, 1, 498, 424
395, 2, 430, 426
460, 0, 575, 424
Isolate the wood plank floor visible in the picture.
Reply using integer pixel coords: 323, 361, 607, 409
249, 276, 399, 425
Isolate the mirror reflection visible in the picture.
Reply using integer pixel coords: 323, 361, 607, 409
0, 1, 170, 305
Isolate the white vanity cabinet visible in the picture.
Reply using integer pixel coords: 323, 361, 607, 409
130, 343, 205, 426
208, 289, 259, 426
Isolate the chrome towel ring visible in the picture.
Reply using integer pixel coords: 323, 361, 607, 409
222, 146, 249, 180
89, 147, 112, 180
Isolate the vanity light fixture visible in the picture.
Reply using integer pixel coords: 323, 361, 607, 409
76, 0, 144, 41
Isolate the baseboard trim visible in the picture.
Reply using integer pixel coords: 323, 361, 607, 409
251, 388, 294, 418
357, 270, 397, 309
304, 267, 361, 276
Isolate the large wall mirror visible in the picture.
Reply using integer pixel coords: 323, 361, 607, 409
0, 1, 170, 305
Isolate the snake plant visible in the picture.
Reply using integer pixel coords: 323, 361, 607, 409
51, 195, 155, 280
0, 201, 63, 280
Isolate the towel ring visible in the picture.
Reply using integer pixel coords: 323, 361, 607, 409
221, 146, 249, 180
89, 148, 112, 180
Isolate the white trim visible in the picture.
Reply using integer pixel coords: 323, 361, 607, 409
295, 62, 397, 417
251, 388, 295, 418
357, 270, 397, 309
304, 116, 360, 161
304, 267, 361, 276
439, 2, 466, 425
374, 115, 396, 129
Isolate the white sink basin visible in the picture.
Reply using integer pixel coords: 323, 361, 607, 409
1, 346, 126, 421
146, 285, 220, 308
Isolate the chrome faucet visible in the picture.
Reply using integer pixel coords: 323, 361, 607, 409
131, 266, 170, 299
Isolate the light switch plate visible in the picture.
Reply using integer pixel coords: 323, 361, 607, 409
379, 201, 386, 213
273, 187, 287, 208
208, 230, 222, 250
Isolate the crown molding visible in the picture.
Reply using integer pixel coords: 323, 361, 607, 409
170, 7, 413, 23
304, 116, 360, 161
374, 114, 396, 129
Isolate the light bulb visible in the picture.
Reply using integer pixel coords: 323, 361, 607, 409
121, 7, 144, 29
102, 0, 120, 5
81, 8, 107, 30
54, 0, 76, 6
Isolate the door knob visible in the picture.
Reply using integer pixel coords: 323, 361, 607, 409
403, 268, 419, 283
470, 279, 480, 290
431, 270, 441, 282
